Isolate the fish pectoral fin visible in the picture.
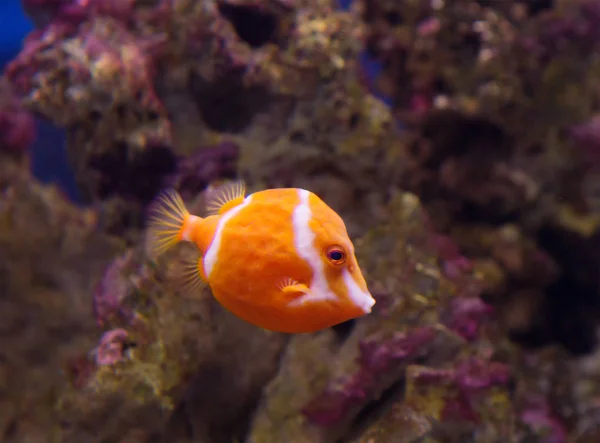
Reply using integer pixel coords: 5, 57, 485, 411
170, 246, 207, 297
282, 284, 311, 295
205, 180, 246, 216
145, 188, 190, 260
277, 277, 310, 298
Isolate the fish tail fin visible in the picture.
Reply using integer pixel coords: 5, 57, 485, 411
145, 189, 192, 259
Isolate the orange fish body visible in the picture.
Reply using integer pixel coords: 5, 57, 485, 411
146, 182, 375, 333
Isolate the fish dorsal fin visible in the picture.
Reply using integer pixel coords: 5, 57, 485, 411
205, 180, 246, 216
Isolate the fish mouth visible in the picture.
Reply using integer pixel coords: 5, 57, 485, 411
351, 290, 375, 314
342, 269, 376, 314
357, 292, 376, 313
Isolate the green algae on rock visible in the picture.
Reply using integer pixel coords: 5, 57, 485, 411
0, 168, 124, 443
58, 238, 288, 443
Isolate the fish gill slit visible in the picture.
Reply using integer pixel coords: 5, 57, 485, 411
290, 189, 337, 306
203, 195, 253, 278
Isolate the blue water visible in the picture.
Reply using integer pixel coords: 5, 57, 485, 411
0, 1, 79, 201
0, 0, 384, 204
0, 2, 33, 62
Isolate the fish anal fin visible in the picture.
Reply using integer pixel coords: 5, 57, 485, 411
205, 180, 246, 216
169, 246, 207, 298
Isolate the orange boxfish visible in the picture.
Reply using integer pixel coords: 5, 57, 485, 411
145, 180, 376, 333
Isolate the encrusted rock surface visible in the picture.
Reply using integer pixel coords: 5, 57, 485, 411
3, 0, 600, 442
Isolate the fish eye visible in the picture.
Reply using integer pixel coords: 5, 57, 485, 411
326, 246, 346, 265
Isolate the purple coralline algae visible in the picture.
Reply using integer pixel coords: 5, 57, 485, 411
442, 296, 494, 342
94, 328, 130, 366
0, 79, 36, 158
164, 141, 241, 202
360, 0, 600, 356
302, 327, 438, 427
92, 249, 137, 326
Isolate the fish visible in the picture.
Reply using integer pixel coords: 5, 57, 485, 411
145, 180, 376, 333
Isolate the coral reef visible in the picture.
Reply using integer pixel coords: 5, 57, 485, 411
0, 165, 123, 441
3, 0, 600, 442
0, 78, 35, 160
247, 193, 498, 442
6, 0, 399, 238
358, 0, 600, 354
59, 243, 287, 443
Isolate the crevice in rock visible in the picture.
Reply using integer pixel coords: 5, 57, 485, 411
192, 71, 271, 133
339, 380, 405, 442
217, 2, 278, 48
516, 225, 600, 355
